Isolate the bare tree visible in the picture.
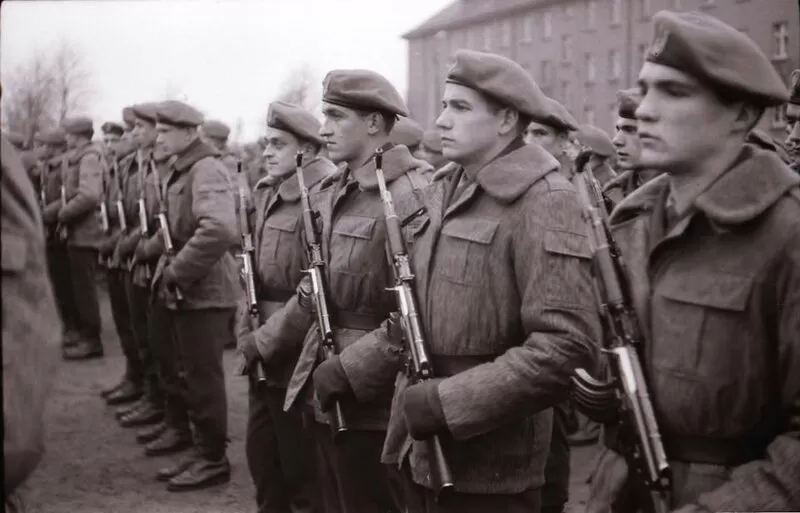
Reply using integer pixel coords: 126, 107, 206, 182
52, 39, 93, 124
275, 65, 320, 114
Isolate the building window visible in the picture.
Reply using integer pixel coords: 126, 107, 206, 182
586, 53, 596, 83
522, 13, 535, 42
501, 19, 512, 47
638, 43, 648, 72
564, 4, 575, 19
483, 24, 493, 50
561, 80, 571, 107
640, 0, 651, 18
543, 10, 553, 39
773, 22, 789, 59
541, 60, 553, 86
611, 0, 622, 25
672, 0, 682, 8
701, 0, 715, 6
562, 35, 573, 62
609, 48, 621, 80
587, 0, 597, 29
772, 106, 787, 128
585, 106, 596, 126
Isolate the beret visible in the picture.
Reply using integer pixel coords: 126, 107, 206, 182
122, 106, 136, 127
616, 88, 643, 120
35, 128, 67, 145
101, 121, 125, 136
421, 130, 443, 153
267, 101, 324, 145
202, 119, 231, 141
156, 100, 204, 128
5, 131, 25, 147
61, 116, 94, 135
390, 117, 424, 148
578, 124, 614, 158
446, 49, 551, 122
790, 69, 800, 105
132, 102, 160, 123
542, 97, 578, 132
322, 69, 408, 117
645, 10, 788, 107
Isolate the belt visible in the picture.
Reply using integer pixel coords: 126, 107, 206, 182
329, 307, 385, 331
430, 354, 494, 377
258, 288, 294, 303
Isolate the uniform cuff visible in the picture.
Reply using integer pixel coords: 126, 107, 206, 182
403, 378, 446, 440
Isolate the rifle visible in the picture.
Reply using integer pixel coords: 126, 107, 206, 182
97, 156, 112, 266
374, 147, 454, 498
570, 150, 672, 513
151, 158, 183, 303
57, 156, 69, 241
234, 160, 267, 383
113, 158, 127, 233
38, 161, 46, 209
297, 150, 347, 438
131, 151, 152, 279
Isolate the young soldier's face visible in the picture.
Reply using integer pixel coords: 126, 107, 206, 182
436, 83, 507, 167
612, 117, 642, 170
524, 122, 561, 157
131, 119, 157, 148
155, 123, 194, 156
785, 103, 800, 162
263, 127, 301, 178
319, 102, 370, 165
635, 62, 742, 173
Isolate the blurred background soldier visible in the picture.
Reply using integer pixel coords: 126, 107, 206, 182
6, 131, 27, 151
786, 69, 800, 172
414, 129, 449, 177
577, 124, 617, 187
524, 97, 579, 181
390, 115, 424, 154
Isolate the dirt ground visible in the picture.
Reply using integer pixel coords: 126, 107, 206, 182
20, 279, 600, 513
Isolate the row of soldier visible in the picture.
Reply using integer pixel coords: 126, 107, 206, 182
4, 7, 800, 513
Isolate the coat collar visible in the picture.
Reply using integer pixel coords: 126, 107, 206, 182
611, 144, 800, 226
276, 157, 337, 202
472, 141, 560, 204
172, 138, 219, 173
349, 144, 431, 190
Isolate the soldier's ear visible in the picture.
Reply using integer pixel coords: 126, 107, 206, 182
497, 107, 519, 136
732, 105, 764, 135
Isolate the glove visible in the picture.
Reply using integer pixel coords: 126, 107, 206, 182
238, 333, 262, 371
98, 237, 116, 258
402, 378, 447, 440
586, 447, 629, 513
134, 239, 148, 261
312, 356, 352, 412
297, 274, 314, 312
162, 265, 179, 288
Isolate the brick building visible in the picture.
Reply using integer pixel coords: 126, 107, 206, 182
403, 0, 799, 138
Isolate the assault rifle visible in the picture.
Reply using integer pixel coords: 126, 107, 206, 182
38, 161, 47, 209
151, 158, 183, 303
297, 150, 347, 437
570, 150, 672, 513
57, 156, 69, 241
374, 147, 454, 498
131, 151, 151, 279
234, 160, 267, 383
97, 156, 112, 265
113, 158, 127, 233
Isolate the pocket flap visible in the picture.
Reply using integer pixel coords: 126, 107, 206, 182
659, 272, 752, 311
441, 217, 499, 245
333, 215, 376, 240
2, 231, 28, 272
544, 229, 591, 259
265, 213, 299, 233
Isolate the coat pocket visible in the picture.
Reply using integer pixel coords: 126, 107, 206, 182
436, 217, 498, 286
330, 214, 376, 272
264, 213, 299, 262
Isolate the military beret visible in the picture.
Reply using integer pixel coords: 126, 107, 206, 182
446, 49, 550, 122
61, 116, 94, 136
202, 120, 231, 141
101, 121, 125, 136
267, 101, 324, 146
322, 69, 408, 117
578, 124, 614, 158
645, 10, 788, 107
390, 117, 424, 149
5, 131, 25, 147
132, 102, 160, 124
122, 106, 136, 127
421, 130, 443, 153
542, 98, 578, 132
790, 69, 800, 105
156, 100, 204, 128
616, 88, 643, 120
35, 128, 66, 145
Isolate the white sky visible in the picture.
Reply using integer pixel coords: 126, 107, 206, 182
0, 0, 453, 142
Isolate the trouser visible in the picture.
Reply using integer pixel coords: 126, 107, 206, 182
401, 463, 542, 513
46, 243, 78, 338
125, 278, 161, 404
171, 307, 234, 459
310, 421, 404, 513
107, 268, 142, 385
147, 300, 189, 431
246, 386, 319, 513
66, 246, 101, 343
542, 402, 574, 513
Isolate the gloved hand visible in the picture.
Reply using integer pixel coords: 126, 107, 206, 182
134, 239, 148, 261
402, 378, 446, 440
238, 333, 262, 371
162, 265, 179, 289
297, 274, 314, 312
586, 447, 629, 513
312, 356, 353, 412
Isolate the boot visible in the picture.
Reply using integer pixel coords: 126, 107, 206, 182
106, 380, 142, 405
63, 339, 104, 361
167, 456, 231, 492
116, 397, 147, 419
120, 402, 163, 428
63, 329, 81, 349
156, 451, 199, 482
100, 377, 128, 398
145, 428, 192, 457
136, 422, 168, 444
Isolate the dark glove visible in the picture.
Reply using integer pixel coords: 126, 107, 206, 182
387, 311, 404, 346
134, 239, 148, 261
312, 356, 352, 412
402, 378, 447, 440
98, 237, 116, 258
239, 333, 262, 370
297, 274, 314, 312
162, 265, 179, 288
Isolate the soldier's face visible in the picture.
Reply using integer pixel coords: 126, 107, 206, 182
132, 119, 157, 148
436, 83, 510, 167
785, 103, 800, 161
103, 133, 121, 153
263, 128, 301, 178
319, 102, 371, 165
612, 117, 642, 170
155, 123, 195, 156
64, 133, 78, 149
524, 122, 560, 156
635, 63, 743, 173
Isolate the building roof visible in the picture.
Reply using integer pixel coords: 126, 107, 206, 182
403, 0, 565, 39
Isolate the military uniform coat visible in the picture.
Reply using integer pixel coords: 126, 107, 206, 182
57, 142, 104, 248
41, 154, 68, 242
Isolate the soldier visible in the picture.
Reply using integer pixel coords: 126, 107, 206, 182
786, 69, 799, 172
390, 116, 424, 154
201, 119, 238, 176
414, 129, 449, 176
122, 106, 137, 140
150, 100, 239, 491
2, 134, 61, 510
604, 88, 663, 205
577, 124, 618, 187
58, 116, 105, 360
589, 11, 800, 513
236, 100, 335, 513
524, 97, 579, 180
6, 131, 26, 151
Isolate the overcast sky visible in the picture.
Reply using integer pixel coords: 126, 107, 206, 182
0, 0, 453, 141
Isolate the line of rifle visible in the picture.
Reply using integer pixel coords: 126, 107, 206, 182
234, 160, 267, 383
297, 150, 347, 438
373, 147, 454, 499
113, 157, 127, 234
570, 150, 672, 513
38, 161, 47, 210
57, 156, 69, 242
131, 150, 152, 278
150, 158, 183, 303
98, 154, 112, 266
